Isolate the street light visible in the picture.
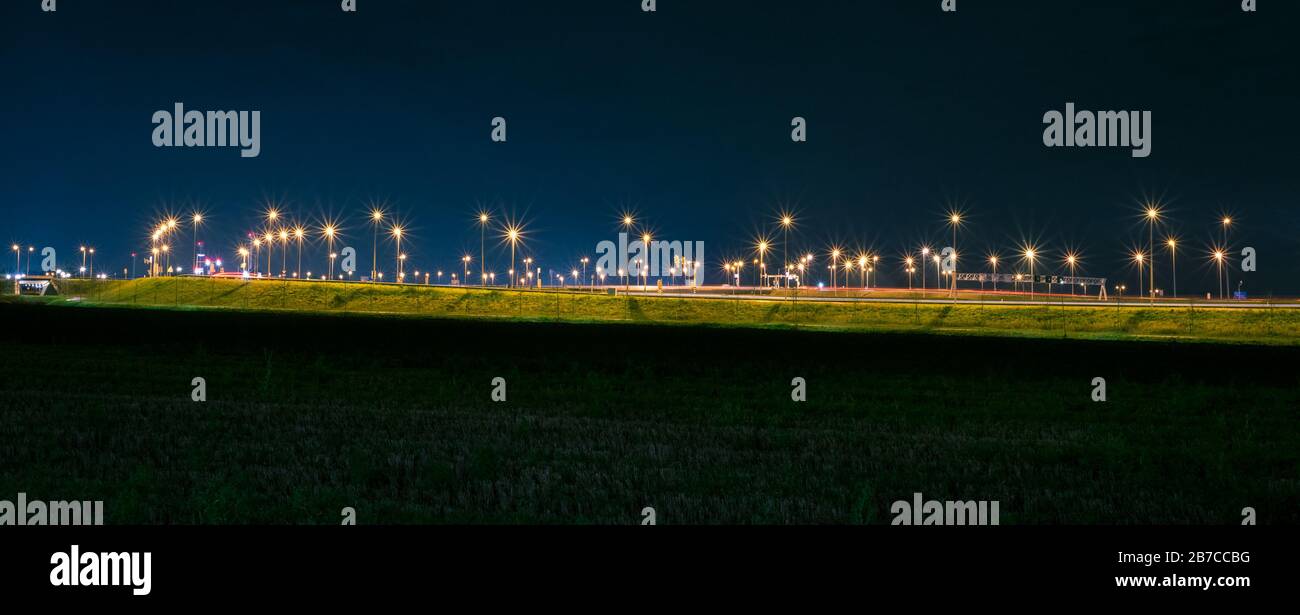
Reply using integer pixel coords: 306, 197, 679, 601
1212, 248, 1226, 299
293, 226, 306, 278
190, 212, 205, 274
988, 254, 998, 292
778, 212, 795, 288
1133, 250, 1145, 301
948, 211, 962, 296
504, 224, 522, 288
278, 228, 289, 277
1144, 205, 1161, 303
1022, 247, 1037, 300
477, 211, 491, 286
1064, 252, 1079, 296
920, 247, 930, 294
369, 208, 385, 281
322, 223, 338, 280
1221, 216, 1233, 297
642, 232, 654, 290
263, 231, 275, 277
390, 225, 404, 282
1165, 238, 1178, 299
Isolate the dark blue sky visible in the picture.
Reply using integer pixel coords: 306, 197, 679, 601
2, 0, 1297, 292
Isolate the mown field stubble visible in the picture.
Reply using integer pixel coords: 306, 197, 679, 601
0, 298, 1296, 524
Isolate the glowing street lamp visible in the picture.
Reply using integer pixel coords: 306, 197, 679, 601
263, 231, 274, 277
1221, 216, 1233, 297
778, 212, 795, 288
988, 254, 999, 292
504, 225, 522, 288
1212, 248, 1226, 299
642, 232, 654, 290
920, 246, 931, 294
369, 208, 385, 281
278, 228, 289, 277
1064, 252, 1079, 296
1133, 250, 1146, 300
829, 248, 840, 290
293, 226, 306, 278
948, 211, 962, 296
390, 225, 404, 282
1022, 247, 1037, 300
190, 212, 205, 273
1165, 238, 1178, 299
322, 223, 338, 280
905, 256, 916, 290
12, 244, 20, 277
478, 211, 490, 286
1144, 205, 1161, 302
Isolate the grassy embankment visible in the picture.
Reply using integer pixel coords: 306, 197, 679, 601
35, 276, 1300, 345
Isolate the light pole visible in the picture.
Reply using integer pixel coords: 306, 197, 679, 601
11, 244, 19, 276
989, 255, 998, 292
920, 247, 930, 295
1145, 205, 1160, 303
779, 214, 794, 288
191, 213, 203, 273
505, 225, 521, 288
26, 246, 34, 275
1213, 249, 1225, 300
369, 209, 385, 281
252, 239, 261, 277
829, 248, 839, 290
391, 225, 404, 283
1221, 217, 1232, 298
278, 229, 289, 277
322, 224, 337, 280
478, 212, 490, 286
239, 247, 249, 274
80, 246, 87, 278
933, 254, 941, 296
265, 209, 279, 276
1023, 248, 1037, 300
948, 212, 961, 297
293, 226, 305, 278
1065, 253, 1078, 296
1166, 238, 1177, 299
1133, 251, 1145, 301
581, 257, 589, 289
906, 256, 915, 290
89, 248, 95, 279
642, 232, 653, 290
264, 232, 274, 277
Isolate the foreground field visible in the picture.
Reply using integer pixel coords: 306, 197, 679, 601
40, 277, 1300, 345
0, 301, 1296, 524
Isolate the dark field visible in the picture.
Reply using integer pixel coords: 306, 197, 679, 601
1, 301, 1296, 524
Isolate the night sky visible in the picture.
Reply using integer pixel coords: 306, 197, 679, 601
2, 0, 1297, 292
